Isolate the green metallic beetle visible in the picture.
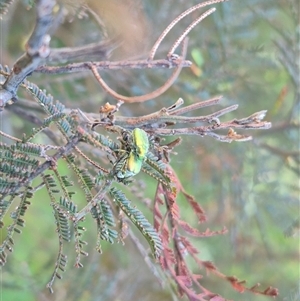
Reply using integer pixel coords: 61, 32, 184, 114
113, 128, 172, 190
115, 128, 149, 180
132, 128, 149, 160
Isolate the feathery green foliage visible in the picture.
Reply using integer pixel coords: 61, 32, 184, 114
110, 187, 162, 259
1, 0, 296, 299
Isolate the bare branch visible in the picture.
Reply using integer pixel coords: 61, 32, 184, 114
74, 178, 113, 222
88, 38, 189, 103
152, 117, 271, 142
169, 96, 222, 115
0, 0, 57, 106
35, 58, 192, 74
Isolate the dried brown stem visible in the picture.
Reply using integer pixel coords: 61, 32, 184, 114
35, 58, 192, 74
120, 104, 238, 127
75, 96, 221, 127
89, 38, 188, 103
154, 119, 271, 135
169, 95, 222, 115
72, 95, 270, 144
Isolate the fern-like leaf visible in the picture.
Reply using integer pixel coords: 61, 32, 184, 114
0, 197, 13, 225
11, 142, 43, 157
52, 202, 71, 242
146, 152, 167, 170
110, 187, 162, 259
90, 198, 118, 252
142, 161, 171, 189
74, 222, 88, 268
0, 186, 32, 266
43, 174, 60, 197
47, 252, 68, 293
24, 81, 75, 138
59, 197, 77, 214
64, 155, 94, 202
93, 131, 120, 151
22, 113, 66, 142
0, 143, 40, 173
0, 179, 17, 194
80, 169, 95, 191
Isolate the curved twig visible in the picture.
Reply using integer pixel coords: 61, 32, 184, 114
168, 8, 216, 57
89, 38, 188, 103
149, 0, 228, 59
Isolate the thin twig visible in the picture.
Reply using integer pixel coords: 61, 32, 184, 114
35, 58, 192, 74
89, 38, 189, 103
74, 146, 109, 173
170, 96, 222, 115
0, 130, 22, 142
74, 178, 113, 222
142, 115, 272, 143
149, 0, 228, 59
67, 96, 222, 128
85, 4, 108, 38
127, 227, 165, 286
165, 98, 185, 112
6, 104, 63, 143
168, 8, 216, 57
117, 104, 238, 127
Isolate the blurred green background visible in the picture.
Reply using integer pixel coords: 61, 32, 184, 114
1, 0, 299, 300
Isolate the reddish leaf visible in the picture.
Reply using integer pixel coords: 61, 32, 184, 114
161, 223, 170, 243
178, 220, 226, 237
202, 261, 217, 271
263, 286, 279, 297
177, 275, 193, 287
227, 276, 246, 293
165, 166, 181, 189
210, 296, 227, 301
159, 254, 167, 270
178, 220, 203, 236
231, 281, 245, 293
164, 188, 180, 221
183, 191, 207, 223
163, 247, 176, 265
180, 236, 199, 255
249, 283, 261, 291
170, 200, 180, 220
191, 273, 203, 281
